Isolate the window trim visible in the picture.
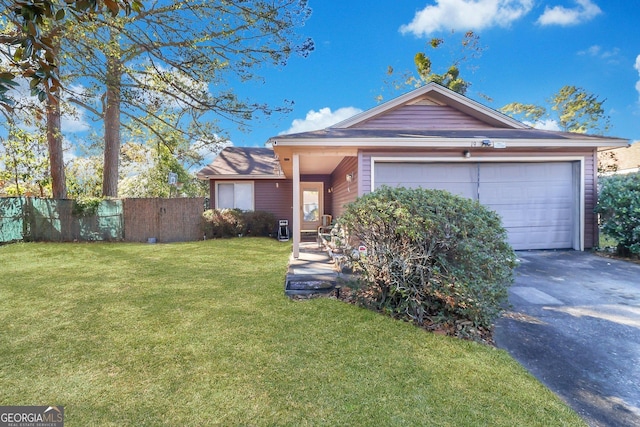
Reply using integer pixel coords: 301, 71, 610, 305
215, 181, 255, 211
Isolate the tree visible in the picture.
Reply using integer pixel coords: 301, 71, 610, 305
381, 31, 482, 100
595, 173, 640, 256
0, 122, 50, 196
118, 111, 210, 198
66, 155, 103, 198
500, 85, 611, 134
3, 0, 313, 198
1, 0, 141, 198
60, 0, 313, 197
0, 0, 142, 113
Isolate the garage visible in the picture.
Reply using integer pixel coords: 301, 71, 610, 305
373, 161, 579, 250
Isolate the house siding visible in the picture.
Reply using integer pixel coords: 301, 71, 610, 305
359, 148, 598, 249
255, 180, 293, 226
357, 105, 494, 130
586, 148, 598, 248
330, 157, 358, 218
209, 179, 293, 228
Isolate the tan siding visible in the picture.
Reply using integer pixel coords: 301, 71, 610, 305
356, 105, 494, 130
330, 157, 358, 217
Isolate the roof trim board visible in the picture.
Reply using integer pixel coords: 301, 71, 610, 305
272, 137, 628, 149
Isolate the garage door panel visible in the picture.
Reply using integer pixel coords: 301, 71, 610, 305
481, 163, 573, 182
373, 161, 577, 250
488, 205, 573, 228
375, 163, 477, 183
508, 228, 573, 249
481, 182, 573, 205
375, 163, 477, 199
479, 163, 574, 249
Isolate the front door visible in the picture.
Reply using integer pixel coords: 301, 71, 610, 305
301, 182, 323, 231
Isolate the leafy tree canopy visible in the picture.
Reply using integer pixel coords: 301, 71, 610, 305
500, 85, 611, 135
0, 0, 142, 111
381, 31, 482, 101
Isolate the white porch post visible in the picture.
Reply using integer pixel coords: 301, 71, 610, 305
292, 153, 301, 258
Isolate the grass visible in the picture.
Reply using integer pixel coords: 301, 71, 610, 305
0, 238, 585, 426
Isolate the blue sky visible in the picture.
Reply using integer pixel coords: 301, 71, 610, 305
227, 0, 640, 149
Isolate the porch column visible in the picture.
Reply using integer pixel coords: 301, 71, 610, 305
292, 153, 301, 258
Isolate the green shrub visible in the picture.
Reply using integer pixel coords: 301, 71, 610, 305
202, 209, 276, 238
338, 186, 517, 338
72, 197, 103, 217
595, 172, 640, 256
243, 210, 277, 237
202, 208, 245, 238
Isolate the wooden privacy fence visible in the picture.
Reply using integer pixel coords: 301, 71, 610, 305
123, 198, 205, 243
0, 197, 206, 244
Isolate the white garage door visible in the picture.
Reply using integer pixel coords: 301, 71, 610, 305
374, 162, 577, 250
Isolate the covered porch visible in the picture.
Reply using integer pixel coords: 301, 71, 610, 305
271, 145, 358, 258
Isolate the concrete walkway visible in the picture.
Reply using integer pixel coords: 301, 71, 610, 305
284, 242, 341, 297
287, 242, 339, 275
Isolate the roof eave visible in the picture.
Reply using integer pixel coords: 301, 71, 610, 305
197, 174, 287, 181
272, 137, 629, 149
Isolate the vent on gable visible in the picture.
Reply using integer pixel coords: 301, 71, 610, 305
408, 96, 444, 106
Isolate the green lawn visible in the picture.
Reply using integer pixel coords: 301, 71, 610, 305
0, 239, 585, 426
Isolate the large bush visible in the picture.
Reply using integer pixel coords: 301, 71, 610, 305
338, 186, 517, 338
202, 209, 276, 238
595, 172, 640, 256
243, 210, 277, 237
202, 209, 245, 238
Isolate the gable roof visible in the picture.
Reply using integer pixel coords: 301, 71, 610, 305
269, 82, 628, 149
332, 82, 527, 130
197, 147, 283, 180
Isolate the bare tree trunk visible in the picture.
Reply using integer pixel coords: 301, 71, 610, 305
47, 84, 67, 199
102, 34, 122, 198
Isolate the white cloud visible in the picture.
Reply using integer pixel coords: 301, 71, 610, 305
578, 45, 619, 59
280, 107, 363, 135
524, 119, 561, 131
537, 0, 602, 26
399, 0, 534, 37
635, 54, 640, 101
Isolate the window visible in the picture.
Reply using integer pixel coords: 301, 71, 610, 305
216, 182, 254, 210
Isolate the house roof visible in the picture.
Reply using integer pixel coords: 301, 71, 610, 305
197, 147, 284, 180
271, 127, 628, 144
199, 83, 630, 180
332, 82, 527, 130
270, 83, 628, 149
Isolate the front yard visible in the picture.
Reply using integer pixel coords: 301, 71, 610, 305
0, 238, 584, 426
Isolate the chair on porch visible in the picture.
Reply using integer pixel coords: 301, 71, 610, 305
316, 214, 333, 248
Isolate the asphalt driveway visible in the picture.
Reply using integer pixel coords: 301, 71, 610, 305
495, 251, 640, 427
